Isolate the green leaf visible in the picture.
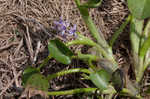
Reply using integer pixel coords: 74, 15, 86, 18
139, 36, 150, 58
90, 69, 111, 91
130, 17, 144, 80
143, 20, 150, 68
22, 67, 39, 85
22, 67, 50, 91
143, 19, 150, 38
26, 73, 49, 91
112, 69, 124, 92
48, 39, 73, 64
130, 17, 144, 54
81, 0, 102, 8
127, 0, 150, 19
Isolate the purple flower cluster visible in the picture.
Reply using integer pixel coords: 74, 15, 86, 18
53, 18, 77, 37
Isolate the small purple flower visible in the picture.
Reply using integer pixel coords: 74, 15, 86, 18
61, 30, 65, 35
68, 24, 77, 35
53, 17, 77, 37
54, 18, 70, 35
53, 18, 63, 29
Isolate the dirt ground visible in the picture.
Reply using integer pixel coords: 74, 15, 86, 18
0, 0, 149, 99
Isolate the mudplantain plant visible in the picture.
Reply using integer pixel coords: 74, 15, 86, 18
22, 0, 150, 98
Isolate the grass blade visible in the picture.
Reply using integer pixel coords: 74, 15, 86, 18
109, 15, 131, 47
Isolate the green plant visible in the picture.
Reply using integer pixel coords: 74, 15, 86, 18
127, 0, 150, 83
22, 0, 150, 98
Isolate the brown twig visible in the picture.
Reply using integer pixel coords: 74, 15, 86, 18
15, 15, 52, 37
0, 42, 19, 52
23, 25, 34, 62
0, 71, 22, 96
14, 38, 23, 56
33, 41, 41, 65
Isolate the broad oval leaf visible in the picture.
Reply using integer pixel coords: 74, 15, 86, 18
48, 39, 73, 64
127, 0, 150, 19
22, 67, 49, 91
90, 69, 111, 91
25, 73, 49, 91
22, 67, 39, 85
112, 69, 124, 92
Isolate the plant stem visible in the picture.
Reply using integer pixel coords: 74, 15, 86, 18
75, 0, 118, 71
75, 0, 107, 48
88, 59, 97, 72
37, 54, 51, 71
47, 88, 97, 95
95, 44, 118, 71
67, 39, 117, 71
83, 16, 108, 48
107, 94, 114, 99
72, 52, 99, 61
109, 15, 131, 47
66, 34, 111, 61
66, 38, 96, 47
66, 36, 118, 71
136, 57, 144, 83
102, 85, 116, 94
47, 86, 117, 96
47, 68, 91, 81
121, 88, 142, 99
